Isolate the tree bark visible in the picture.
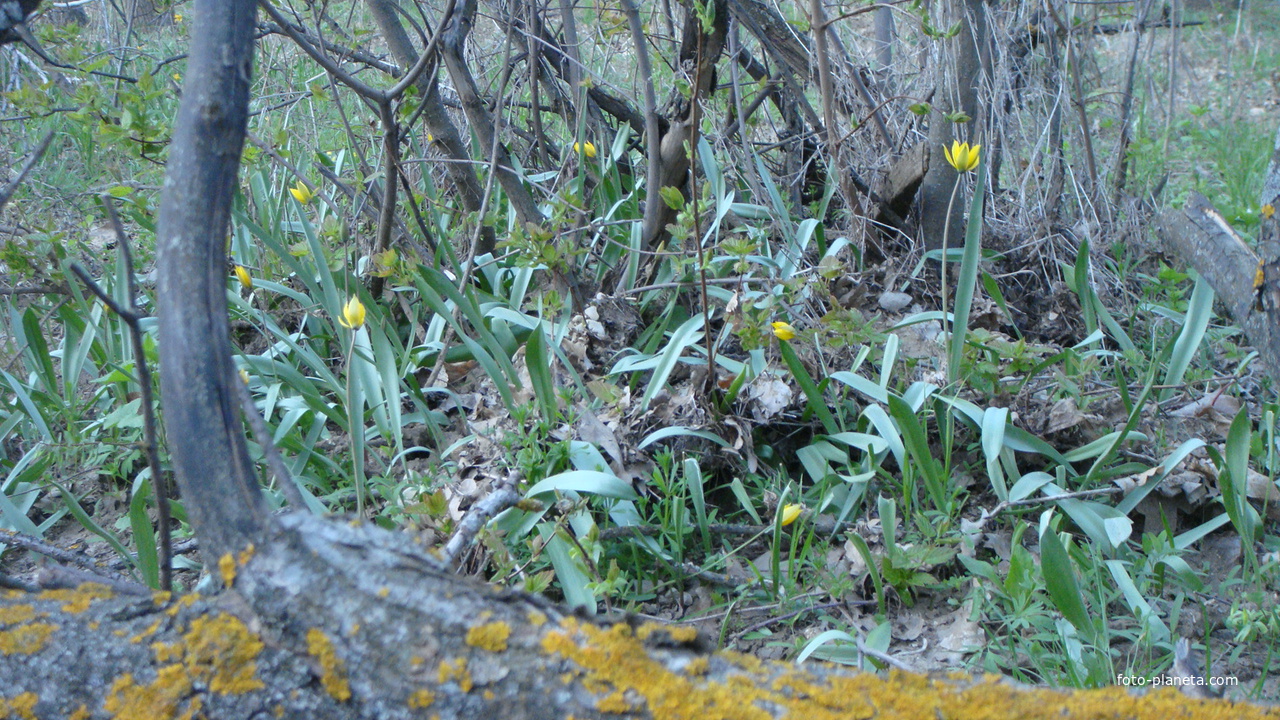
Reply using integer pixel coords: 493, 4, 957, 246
1160, 191, 1280, 385
364, 0, 497, 257
439, 0, 545, 230
917, 0, 989, 251
154, 0, 269, 565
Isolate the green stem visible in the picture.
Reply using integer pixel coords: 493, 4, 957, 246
940, 177, 962, 383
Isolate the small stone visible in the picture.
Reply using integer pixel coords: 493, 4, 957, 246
878, 291, 912, 312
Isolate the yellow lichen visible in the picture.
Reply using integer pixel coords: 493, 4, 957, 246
684, 657, 710, 676
0, 691, 37, 720
272, 705, 285, 718
377, 587, 390, 598
407, 689, 436, 709
68, 705, 91, 720
152, 591, 172, 606
306, 628, 351, 702
130, 618, 163, 644
537, 616, 1280, 720
164, 591, 200, 617
237, 543, 256, 567
636, 622, 698, 644
437, 657, 473, 693
104, 667, 192, 720
0, 604, 36, 626
465, 621, 511, 652
0, 622, 57, 655
527, 610, 547, 627
218, 552, 237, 587
182, 613, 265, 694
596, 690, 632, 713
483, 689, 494, 701
40, 583, 113, 614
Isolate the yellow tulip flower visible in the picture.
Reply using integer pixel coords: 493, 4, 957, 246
944, 140, 981, 173
338, 296, 366, 329
232, 265, 252, 290
780, 503, 803, 527
290, 180, 314, 204
574, 141, 597, 158
771, 321, 797, 341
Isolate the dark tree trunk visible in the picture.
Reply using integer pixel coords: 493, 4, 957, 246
917, 0, 990, 251
364, 0, 497, 256
154, 0, 268, 564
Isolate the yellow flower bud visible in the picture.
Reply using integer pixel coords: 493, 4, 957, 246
771, 321, 797, 341
574, 141, 597, 158
944, 141, 981, 173
233, 265, 252, 290
338, 296, 366, 329
779, 503, 803, 527
290, 180, 314, 204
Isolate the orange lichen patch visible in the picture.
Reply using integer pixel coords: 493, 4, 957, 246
130, 618, 163, 644
237, 543, 255, 567
152, 591, 172, 606
0, 691, 38, 719
407, 689, 436, 709
104, 666, 196, 720
527, 610, 547, 628
465, 621, 511, 652
218, 552, 237, 587
0, 604, 37, 626
306, 628, 352, 702
437, 658, 473, 693
539, 617, 1280, 720
0, 622, 57, 655
68, 704, 91, 720
40, 583, 113, 614
182, 614, 266, 694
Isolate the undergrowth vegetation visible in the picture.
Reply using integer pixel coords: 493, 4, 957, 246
2, 0, 1280, 702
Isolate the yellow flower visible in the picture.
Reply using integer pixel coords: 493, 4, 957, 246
290, 181, 314, 204
173, 12, 183, 22
338, 296, 366, 330
239, 369, 251, 385
573, 141, 597, 158
232, 265, 252, 290
172, 73, 181, 82
1263, 204, 1275, 220
944, 140, 981, 173
779, 503, 803, 527
771, 321, 797, 341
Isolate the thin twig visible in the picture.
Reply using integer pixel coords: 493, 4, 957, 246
0, 129, 55, 213
69, 199, 173, 590
442, 478, 521, 569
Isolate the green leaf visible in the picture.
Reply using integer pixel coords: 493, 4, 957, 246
779, 341, 839, 435
1039, 518, 1096, 643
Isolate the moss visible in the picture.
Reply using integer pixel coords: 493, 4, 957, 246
40, 584, 113, 614
218, 552, 237, 587
306, 628, 351, 702
539, 617, 1280, 720
0, 622, 57, 655
465, 621, 511, 653
0, 691, 38, 720
437, 658, 473, 693
407, 689, 436, 709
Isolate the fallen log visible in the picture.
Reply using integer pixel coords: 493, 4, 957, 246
3, 512, 1278, 719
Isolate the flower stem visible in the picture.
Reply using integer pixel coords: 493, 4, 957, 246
940, 176, 962, 382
